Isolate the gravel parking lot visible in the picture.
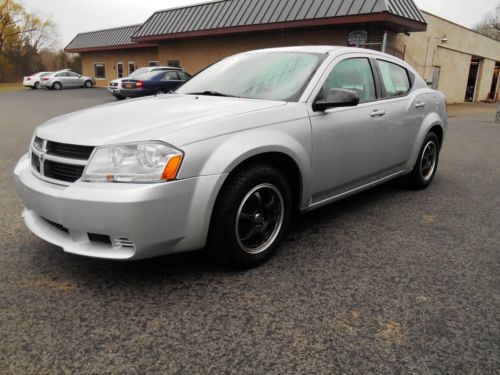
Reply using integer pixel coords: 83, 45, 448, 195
0, 88, 499, 373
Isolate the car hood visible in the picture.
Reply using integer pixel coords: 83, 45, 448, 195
36, 94, 288, 146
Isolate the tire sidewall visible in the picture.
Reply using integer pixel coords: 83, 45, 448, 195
84, 80, 93, 88
34, 82, 39, 89
53, 82, 62, 90
211, 165, 292, 268
414, 132, 440, 188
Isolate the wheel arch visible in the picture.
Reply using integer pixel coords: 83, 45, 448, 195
408, 113, 445, 169
222, 151, 303, 212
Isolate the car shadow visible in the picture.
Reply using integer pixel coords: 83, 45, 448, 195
25, 178, 411, 286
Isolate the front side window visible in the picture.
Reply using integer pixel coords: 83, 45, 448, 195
176, 51, 325, 101
94, 64, 105, 79
378, 60, 411, 97
318, 58, 376, 103
67, 71, 79, 77
178, 72, 191, 81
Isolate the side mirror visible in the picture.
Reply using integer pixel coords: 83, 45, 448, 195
313, 88, 360, 112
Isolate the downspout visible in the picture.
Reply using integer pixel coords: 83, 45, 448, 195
382, 30, 388, 53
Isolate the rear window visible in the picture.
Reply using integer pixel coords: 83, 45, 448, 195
377, 60, 411, 97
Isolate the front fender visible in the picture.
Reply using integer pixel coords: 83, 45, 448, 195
179, 121, 312, 209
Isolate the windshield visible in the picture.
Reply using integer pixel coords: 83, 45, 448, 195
176, 51, 325, 101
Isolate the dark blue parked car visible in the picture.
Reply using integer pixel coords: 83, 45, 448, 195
118, 70, 191, 99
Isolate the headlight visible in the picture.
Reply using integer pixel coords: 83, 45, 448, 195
82, 142, 183, 183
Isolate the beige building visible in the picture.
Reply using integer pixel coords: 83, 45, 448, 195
65, 0, 500, 104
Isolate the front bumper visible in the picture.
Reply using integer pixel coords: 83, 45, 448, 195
14, 155, 225, 260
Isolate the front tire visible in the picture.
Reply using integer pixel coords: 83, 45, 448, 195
407, 132, 440, 189
34, 82, 39, 89
84, 80, 93, 88
208, 164, 292, 269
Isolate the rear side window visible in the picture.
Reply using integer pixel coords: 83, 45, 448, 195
161, 71, 179, 81
319, 58, 376, 103
377, 60, 411, 97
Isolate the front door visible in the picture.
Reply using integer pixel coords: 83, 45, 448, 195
308, 56, 389, 203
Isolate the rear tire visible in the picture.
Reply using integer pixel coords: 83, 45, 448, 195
208, 164, 292, 269
406, 132, 440, 190
52, 82, 62, 90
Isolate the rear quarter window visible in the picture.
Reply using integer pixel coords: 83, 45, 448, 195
377, 60, 411, 97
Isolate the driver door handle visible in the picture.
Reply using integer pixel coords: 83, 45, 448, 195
370, 109, 386, 117
415, 101, 426, 109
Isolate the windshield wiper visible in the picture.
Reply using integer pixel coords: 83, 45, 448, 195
186, 91, 236, 97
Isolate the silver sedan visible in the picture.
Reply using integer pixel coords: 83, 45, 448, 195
14, 46, 447, 268
40, 69, 95, 90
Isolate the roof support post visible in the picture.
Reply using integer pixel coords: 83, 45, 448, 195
382, 30, 388, 53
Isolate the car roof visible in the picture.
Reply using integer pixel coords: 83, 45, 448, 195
237, 45, 404, 60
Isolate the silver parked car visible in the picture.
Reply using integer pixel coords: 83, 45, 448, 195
40, 69, 95, 90
14, 46, 447, 268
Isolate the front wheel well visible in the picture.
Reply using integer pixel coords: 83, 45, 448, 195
227, 152, 303, 211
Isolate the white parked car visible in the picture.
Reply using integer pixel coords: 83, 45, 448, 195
108, 66, 182, 100
23, 72, 53, 89
14, 46, 447, 268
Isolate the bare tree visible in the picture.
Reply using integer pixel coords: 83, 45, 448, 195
473, 3, 500, 41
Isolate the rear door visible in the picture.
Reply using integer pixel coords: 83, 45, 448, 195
372, 59, 423, 176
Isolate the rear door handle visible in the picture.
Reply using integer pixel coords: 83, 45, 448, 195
370, 109, 386, 117
415, 102, 426, 109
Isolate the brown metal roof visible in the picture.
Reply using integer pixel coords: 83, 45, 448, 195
65, 24, 152, 52
132, 0, 427, 41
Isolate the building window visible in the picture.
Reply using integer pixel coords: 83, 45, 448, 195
168, 60, 180, 68
116, 62, 124, 78
148, 61, 159, 67
128, 62, 135, 76
94, 63, 105, 79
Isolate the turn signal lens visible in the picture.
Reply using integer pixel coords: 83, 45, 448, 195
161, 154, 183, 181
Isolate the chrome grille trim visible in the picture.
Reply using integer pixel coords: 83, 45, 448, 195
30, 137, 94, 185
112, 237, 135, 249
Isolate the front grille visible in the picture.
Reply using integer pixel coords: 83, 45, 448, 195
43, 217, 69, 233
46, 141, 94, 160
31, 152, 40, 172
44, 160, 85, 183
31, 138, 94, 184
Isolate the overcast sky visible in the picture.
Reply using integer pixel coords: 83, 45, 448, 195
20, 0, 497, 47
